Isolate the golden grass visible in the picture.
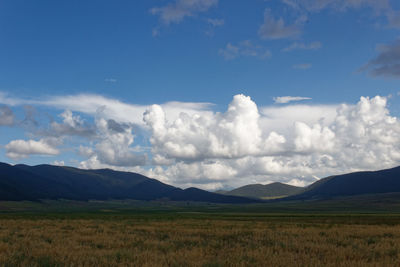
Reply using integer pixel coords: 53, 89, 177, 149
0, 216, 399, 266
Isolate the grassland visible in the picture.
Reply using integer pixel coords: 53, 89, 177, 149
1, 199, 400, 266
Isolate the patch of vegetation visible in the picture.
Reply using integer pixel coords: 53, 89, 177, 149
1, 201, 400, 266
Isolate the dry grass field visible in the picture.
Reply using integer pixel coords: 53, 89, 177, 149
0, 212, 400, 266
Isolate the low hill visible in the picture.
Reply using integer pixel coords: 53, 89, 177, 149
0, 163, 258, 203
218, 182, 303, 199
286, 166, 400, 200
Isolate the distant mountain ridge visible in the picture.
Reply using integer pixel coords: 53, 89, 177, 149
0, 163, 258, 203
217, 182, 303, 199
2, 162, 400, 204
285, 166, 400, 200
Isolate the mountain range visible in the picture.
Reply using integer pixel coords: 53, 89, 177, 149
1, 162, 400, 203
0, 163, 258, 203
284, 166, 400, 201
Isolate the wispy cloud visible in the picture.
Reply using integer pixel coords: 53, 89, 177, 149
0, 92, 214, 126
104, 78, 117, 83
282, 41, 322, 52
219, 40, 271, 60
206, 18, 224, 27
281, 0, 398, 29
281, 0, 391, 13
387, 10, 400, 29
0, 106, 14, 126
204, 18, 224, 36
273, 96, 312, 104
360, 39, 400, 78
258, 8, 306, 40
150, 0, 218, 25
292, 63, 312, 70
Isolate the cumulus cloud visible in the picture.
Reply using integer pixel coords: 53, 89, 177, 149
2, 91, 400, 190
150, 0, 218, 25
144, 94, 286, 163
258, 9, 306, 40
142, 94, 400, 189
219, 41, 271, 60
294, 122, 335, 152
5, 138, 60, 160
50, 110, 95, 137
273, 96, 312, 104
282, 41, 322, 52
79, 117, 146, 168
0, 106, 14, 126
361, 40, 400, 78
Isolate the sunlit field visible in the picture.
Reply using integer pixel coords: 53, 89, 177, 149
1, 207, 400, 266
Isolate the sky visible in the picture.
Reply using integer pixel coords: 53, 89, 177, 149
0, 0, 400, 190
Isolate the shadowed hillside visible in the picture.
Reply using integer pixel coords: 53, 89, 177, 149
0, 163, 258, 203
285, 166, 400, 200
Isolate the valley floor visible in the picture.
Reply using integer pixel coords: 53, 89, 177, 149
0, 204, 400, 266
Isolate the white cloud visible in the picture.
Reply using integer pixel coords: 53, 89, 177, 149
0, 92, 28, 107
273, 96, 312, 104
144, 94, 286, 162
258, 9, 306, 40
287, 178, 309, 187
142, 94, 400, 189
294, 122, 335, 152
282, 41, 322, 52
104, 78, 117, 83
0, 92, 213, 126
260, 104, 338, 135
219, 40, 271, 60
5, 138, 60, 160
53, 160, 65, 166
150, 0, 218, 25
2, 91, 400, 190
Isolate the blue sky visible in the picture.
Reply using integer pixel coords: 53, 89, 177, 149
0, 0, 400, 189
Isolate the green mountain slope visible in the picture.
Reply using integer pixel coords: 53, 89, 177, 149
219, 182, 303, 199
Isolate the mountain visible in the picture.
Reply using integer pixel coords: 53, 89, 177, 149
285, 166, 400, 200
0, 163, 258, 203
218, 182, 303, 199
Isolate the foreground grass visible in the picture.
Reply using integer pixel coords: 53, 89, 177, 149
1, 211, 400, 266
